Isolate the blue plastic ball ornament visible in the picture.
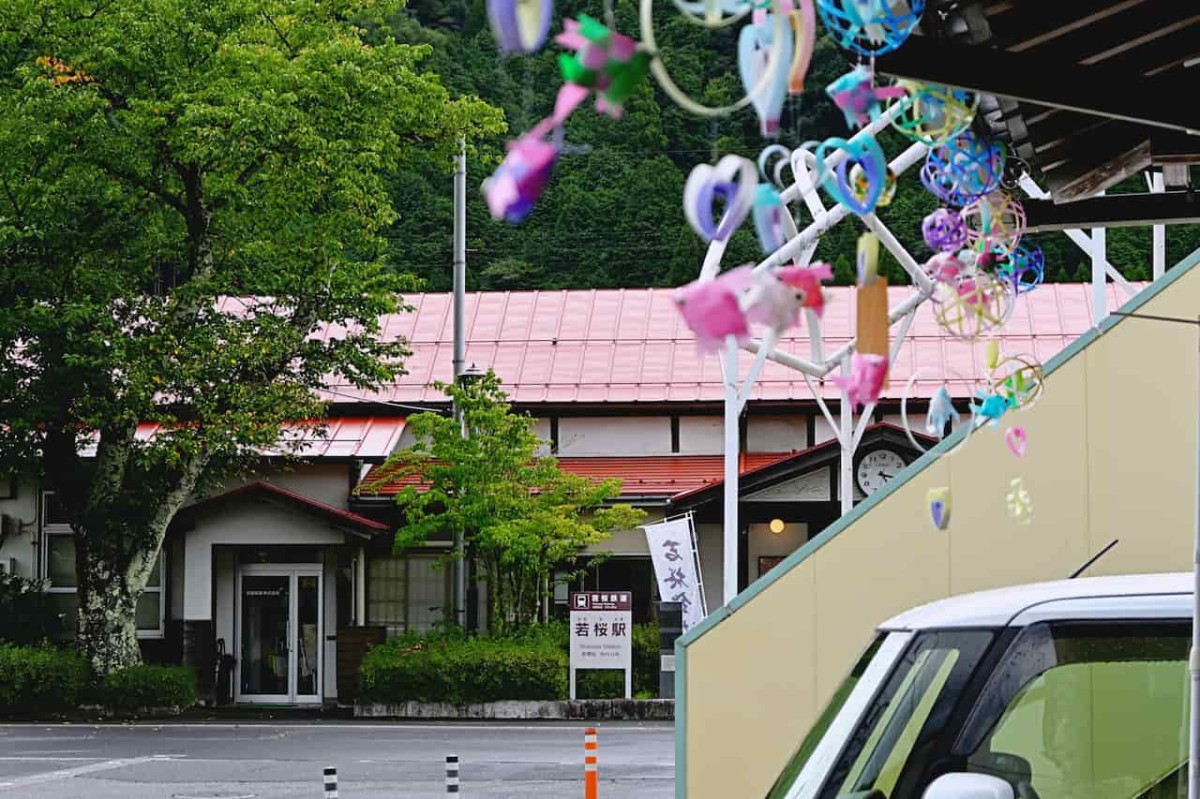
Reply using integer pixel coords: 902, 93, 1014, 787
998, 241, 1045, 295
816, 0, 925, 57
920, 132, 1005, 207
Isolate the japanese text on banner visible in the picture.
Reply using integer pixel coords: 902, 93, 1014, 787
642, 518, 704, 630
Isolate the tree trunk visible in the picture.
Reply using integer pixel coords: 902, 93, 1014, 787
76, 557, 142, 674
73, 446, 207, 674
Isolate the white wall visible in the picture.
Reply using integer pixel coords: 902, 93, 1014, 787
0, 482, 38, 580
746, 416, 808, 453
556, 417, 671, 456
678, 417, 722, 455
182, 501, 345, 620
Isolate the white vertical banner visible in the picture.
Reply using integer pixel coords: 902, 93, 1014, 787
643, 517, 705, 630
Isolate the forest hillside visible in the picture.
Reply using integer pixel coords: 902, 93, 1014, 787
379, 1, 1199, 291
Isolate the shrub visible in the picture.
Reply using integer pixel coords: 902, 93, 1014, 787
360, 634, 567, 705
0, 573, 63, 645
360, 620, 664, 704
0, 644, 90, 713
94, 665, 197, 712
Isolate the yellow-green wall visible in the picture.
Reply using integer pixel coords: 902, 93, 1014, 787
678, 252, 1200, 799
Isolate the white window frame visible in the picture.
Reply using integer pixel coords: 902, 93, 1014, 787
366, 549, 451, 636
41, 491, 165, 639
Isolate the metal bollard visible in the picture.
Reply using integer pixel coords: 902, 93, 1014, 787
446, 754, 460, 794
323, 766, 338, 799
584, 727, 598, 799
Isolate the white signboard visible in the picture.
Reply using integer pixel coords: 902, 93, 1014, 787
569, 591, 632, 699
643, 517, 705, 630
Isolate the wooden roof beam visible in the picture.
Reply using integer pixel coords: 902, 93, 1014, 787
985, 0, 1147, 51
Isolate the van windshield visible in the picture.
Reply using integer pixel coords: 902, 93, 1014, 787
765, 635, 887, 799
816, 630, 993, 799
953, 621, 1190, 799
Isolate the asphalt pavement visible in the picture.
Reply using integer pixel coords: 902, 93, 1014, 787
0, 721, 674, 798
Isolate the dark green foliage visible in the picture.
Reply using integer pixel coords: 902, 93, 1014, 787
360, 631, 568, 704
0, 574, 62, 646
0, 645, 91, 713
92, 665, 197, 711
358, 621, 662, 704
386, 1, 1200, 291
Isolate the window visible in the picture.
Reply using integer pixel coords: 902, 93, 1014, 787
768, 635, 887, 799
817, 630, 993, 799
955, 622, 1190, 799
41, 492, 165, 639
367, 553, 449, 635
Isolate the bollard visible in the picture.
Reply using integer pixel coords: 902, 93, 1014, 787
323, 766, 338, 799
584, 727, 598, 799
446, 754, 460, 794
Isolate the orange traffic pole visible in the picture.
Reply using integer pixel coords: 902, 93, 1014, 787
584, 727, 598, 799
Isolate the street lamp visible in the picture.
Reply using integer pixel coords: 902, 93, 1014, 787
452, 362, 486, 629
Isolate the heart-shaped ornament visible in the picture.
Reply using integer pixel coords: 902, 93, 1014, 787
738, 11, 793, 138
683, 155, 757, 242
1005, 426, 1027, 458
752, 184, 786, 254
814, 135, 888, 216
927, 487, 952, 531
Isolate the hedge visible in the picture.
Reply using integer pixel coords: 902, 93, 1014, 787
359, 621, 662, 704
0, 645, 90, 713
0, 646, 197, 715
361, 633, 567, 704
93, 665, 197, 712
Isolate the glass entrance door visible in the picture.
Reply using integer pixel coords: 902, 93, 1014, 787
238, 566, 323, 704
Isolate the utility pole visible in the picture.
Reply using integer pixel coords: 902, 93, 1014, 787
451, 137, 467, 629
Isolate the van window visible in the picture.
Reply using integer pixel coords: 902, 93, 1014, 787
766, 635, 886, 799
816, 630, 993, 799
955, 622, 1189, 799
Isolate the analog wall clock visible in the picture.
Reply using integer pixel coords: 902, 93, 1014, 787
856, 449, 906, 496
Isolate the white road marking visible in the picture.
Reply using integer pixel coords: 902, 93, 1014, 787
0, 755, 174, 790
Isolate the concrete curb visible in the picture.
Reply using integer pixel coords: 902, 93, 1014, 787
355, 699, 674, 721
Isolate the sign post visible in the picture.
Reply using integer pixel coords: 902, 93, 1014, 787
569, 591, 633, 699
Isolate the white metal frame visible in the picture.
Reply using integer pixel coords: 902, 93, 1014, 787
235, 563, 324, 705
701, 106, 1170, 606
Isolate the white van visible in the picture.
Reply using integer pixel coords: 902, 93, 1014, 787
766, 573, 1193, 799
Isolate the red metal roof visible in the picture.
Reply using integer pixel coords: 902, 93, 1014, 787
81, 417, 405, 460
360, 452, 795, 499
320, 284, 1141, 405
182, 481, 389, 532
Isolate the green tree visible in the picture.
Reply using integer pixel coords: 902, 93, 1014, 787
0, 0, 502, 672
377, 371, 645, 634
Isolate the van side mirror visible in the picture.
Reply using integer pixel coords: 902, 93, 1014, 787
923, 773, 1014, 799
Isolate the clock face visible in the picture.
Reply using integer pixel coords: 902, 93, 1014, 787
856, 449, 906, 495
